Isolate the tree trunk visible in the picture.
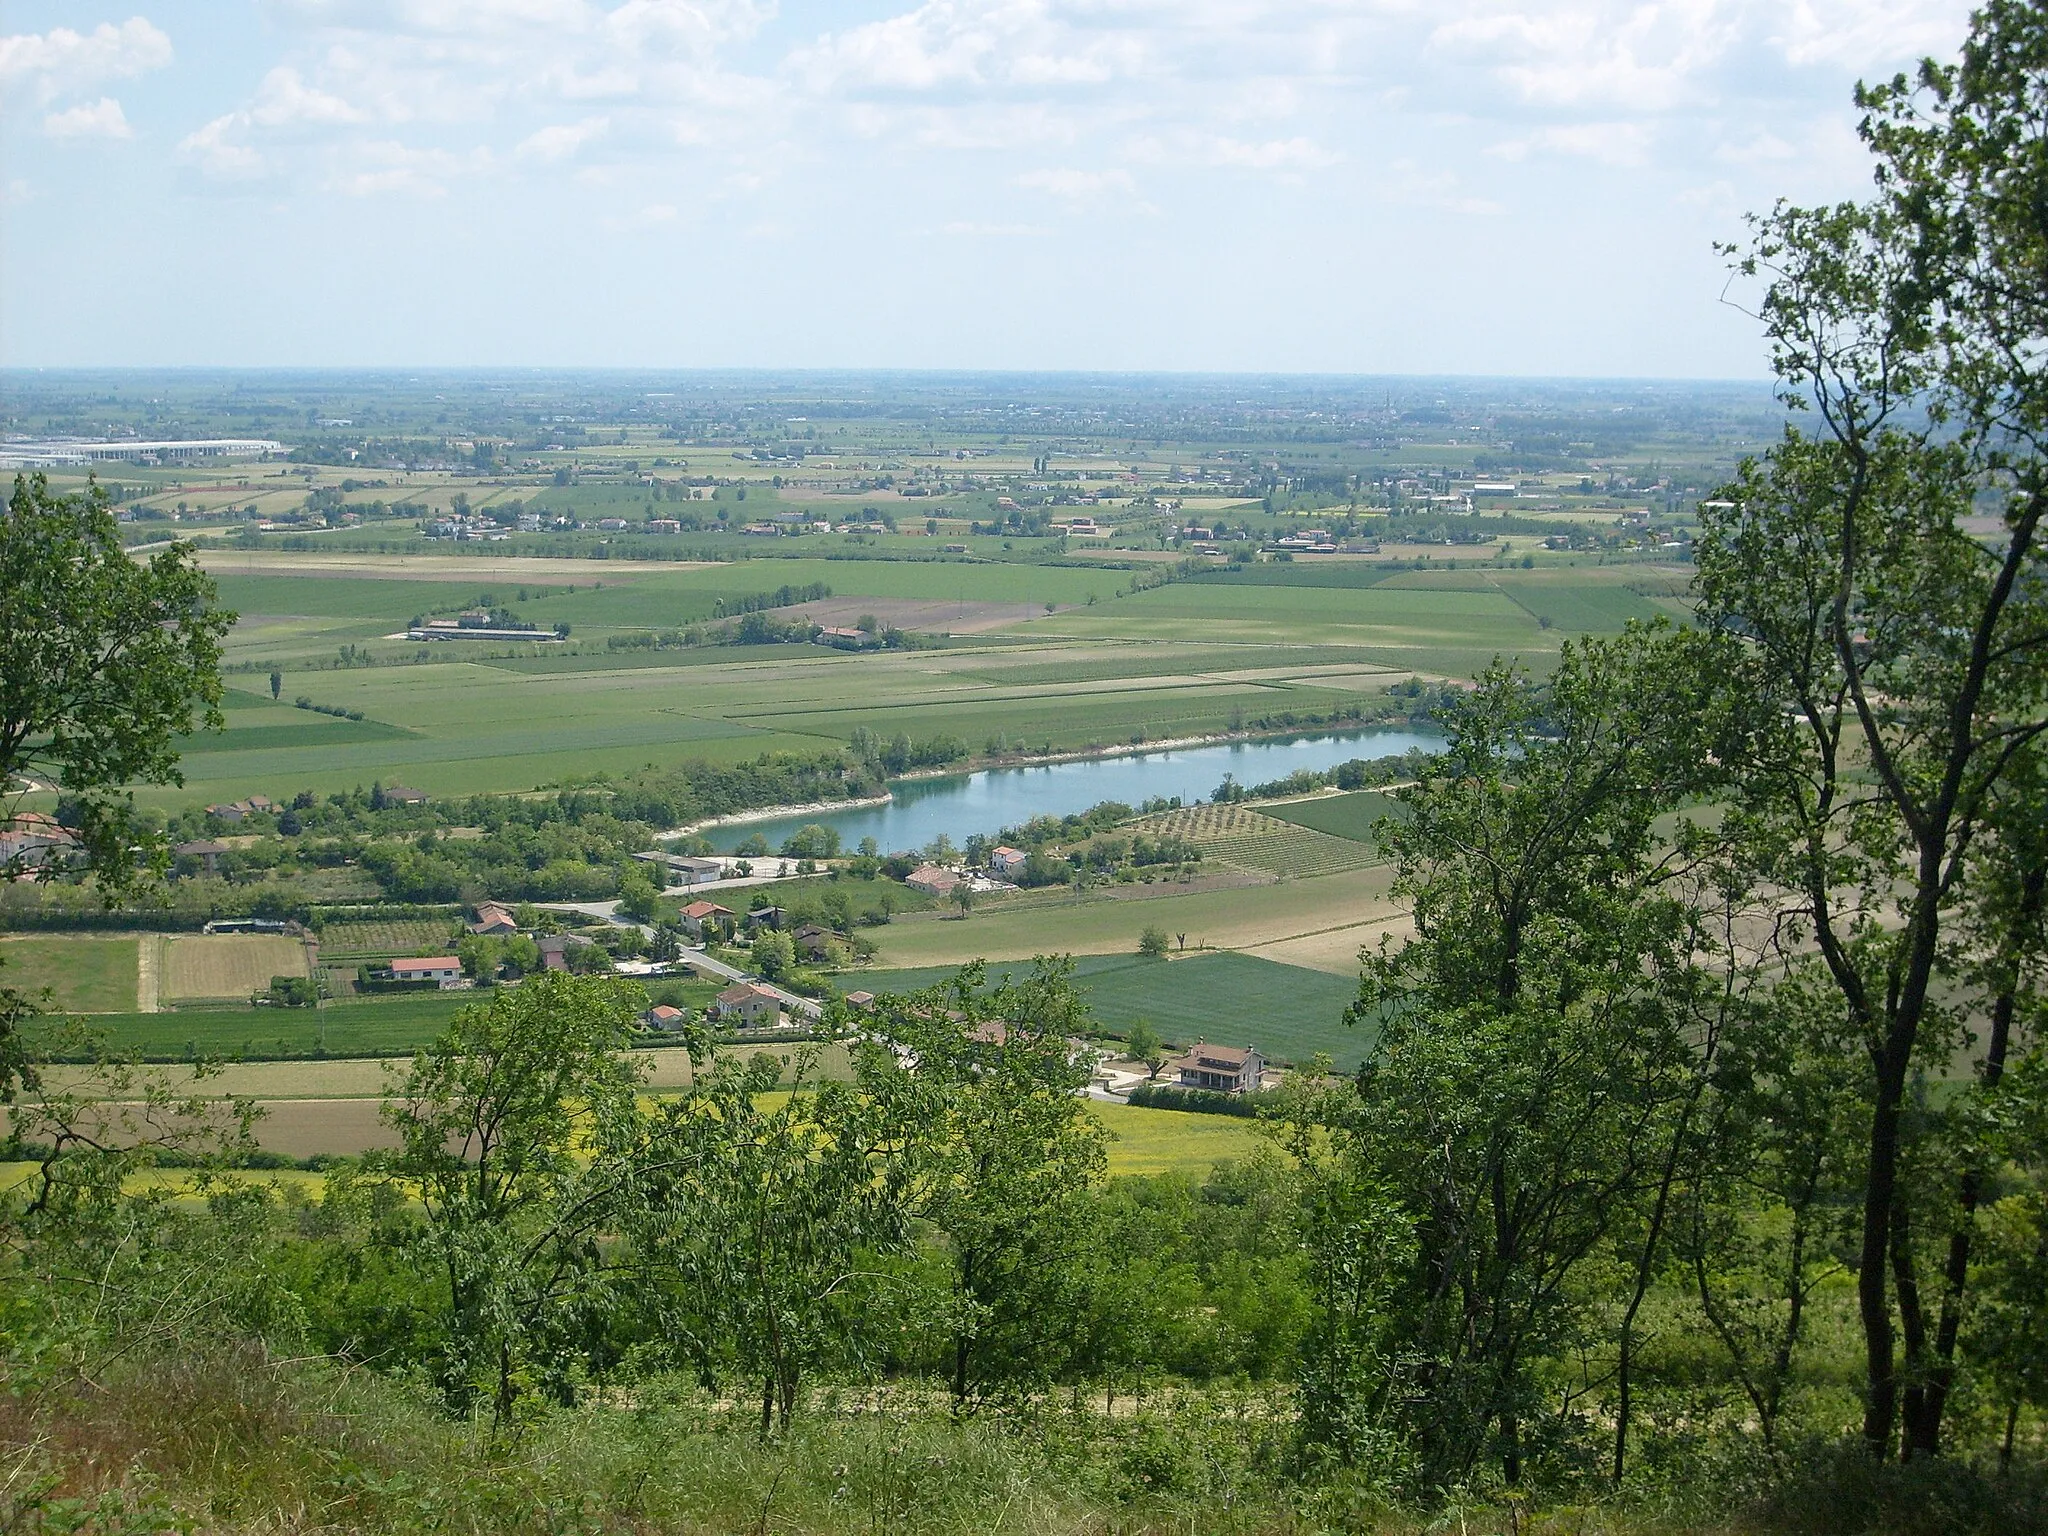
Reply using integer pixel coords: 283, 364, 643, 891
1920, 861, 2043, 1455
1858, 1052, 1907, 1456
1893, 1201, 1932, 1460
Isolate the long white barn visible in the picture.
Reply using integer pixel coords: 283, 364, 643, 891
0, 438, 287, 469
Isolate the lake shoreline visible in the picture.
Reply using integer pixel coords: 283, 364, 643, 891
670, 719, 1440, 853
660, 718, 1431, 843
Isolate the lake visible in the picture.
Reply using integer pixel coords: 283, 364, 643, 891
702, 726, 1442, 855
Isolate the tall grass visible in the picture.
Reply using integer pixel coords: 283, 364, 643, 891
3, 1347, 2040, 1535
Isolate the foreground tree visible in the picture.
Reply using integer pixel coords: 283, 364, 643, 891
371, 973, 648, 1425
0, 475, 232, 1098
875, 959, 1108, 1411
1297, 628, 1740, 1488
1705, 0, 2048, 1456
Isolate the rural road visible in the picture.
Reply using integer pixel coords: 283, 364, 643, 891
537, 900, 824, 1021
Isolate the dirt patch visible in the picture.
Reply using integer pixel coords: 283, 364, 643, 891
251, 1098, 395, 1157
1244, 911, 1413, 975
778, 596, 1068, 635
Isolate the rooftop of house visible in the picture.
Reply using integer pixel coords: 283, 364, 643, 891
1180, 1042, 1260, 1069
390, 956, 461, 974
718, 982, 780, 1005
682, 900, 734, 919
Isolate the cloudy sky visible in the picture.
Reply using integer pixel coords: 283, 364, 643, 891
0, 0, 1971, 375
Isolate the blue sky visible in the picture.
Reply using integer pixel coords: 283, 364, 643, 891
1, 0, 1971, 375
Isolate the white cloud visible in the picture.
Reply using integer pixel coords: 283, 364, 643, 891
517, 115, 610, 160
250, 66, 367, 127
1015, 166, 1134, 200
1770, 0, 1970, 70
1491, 121, 1654, 167
43, 97, 133, 140
789, 0, 1149, 97
0, 17, 172, 105
334, 138, 484, 196
178, 115, 270, 180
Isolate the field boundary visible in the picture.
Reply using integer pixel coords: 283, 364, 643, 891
137, 936, 161, 1014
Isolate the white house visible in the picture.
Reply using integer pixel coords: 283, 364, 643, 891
389, 956, 465, 989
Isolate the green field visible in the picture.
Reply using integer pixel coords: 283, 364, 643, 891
854, 950, 1371, 1068
1088, 1100, 1277, 1177
0, 935, 139, 1013
129, 553, 1682, 807
867, 864, 1402, 970
1260, 790, 1403, 843
32, 990, 475, 1061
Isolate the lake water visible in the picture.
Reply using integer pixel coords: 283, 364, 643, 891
702, 726, 1443, 855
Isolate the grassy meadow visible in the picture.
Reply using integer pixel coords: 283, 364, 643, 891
0, 935, 140, 1013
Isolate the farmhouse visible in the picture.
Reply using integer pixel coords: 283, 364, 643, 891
905, 864, 960, 896
791, 923, 838, 961
680, 901, 737, 941
468, 901, 519, 935
205, 798, 272, 823
173, 838, 228, 876
536, 935, 584, 973
989, 846, 1028, 878
3, 814, 80, 870
843, 990, 876, 1011
714, 982, 783, 1028
385, 956, 465, 989
383, 786, 429, 806
1169, 1041, 1266, 1095
644, 1003, 688, 1031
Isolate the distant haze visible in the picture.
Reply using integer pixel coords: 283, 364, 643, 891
1, 1, 1970, 376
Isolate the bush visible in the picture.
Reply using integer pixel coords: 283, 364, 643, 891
1125, 1083, 1269, 1118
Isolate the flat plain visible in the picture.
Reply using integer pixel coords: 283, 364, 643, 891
147, 553, 1681, 805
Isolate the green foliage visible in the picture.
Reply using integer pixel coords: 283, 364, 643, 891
868, 959, 1109, 1409
0, 475, 232, 1097
365, 973, 647, 1423
1703, 1, 2048, 1456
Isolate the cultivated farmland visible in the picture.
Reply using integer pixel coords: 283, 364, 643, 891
858, 950, 1371, 1069
1131, 803, 1379, 879
0, 935, 140, 1014
161, 935, 313, 1003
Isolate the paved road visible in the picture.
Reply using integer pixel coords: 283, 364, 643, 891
537, 901, 823, 1021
